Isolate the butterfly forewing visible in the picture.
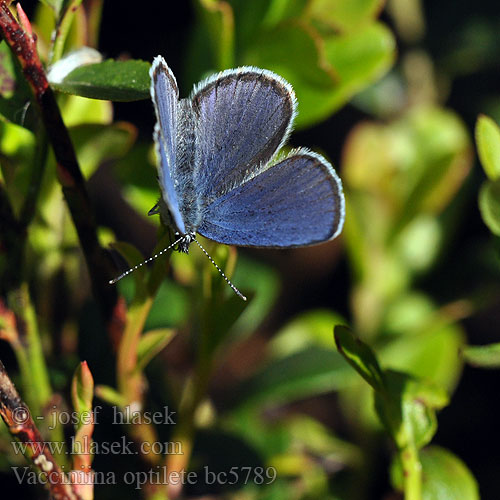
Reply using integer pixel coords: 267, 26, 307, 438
191, 68, 296, 202
150, 56, 186, 234
197, 150, 345, 247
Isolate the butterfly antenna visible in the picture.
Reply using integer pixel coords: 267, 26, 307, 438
108, 234, 186, 285
192, 238, 247, 301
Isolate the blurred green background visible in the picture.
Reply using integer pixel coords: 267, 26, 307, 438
1, 1, 500, 499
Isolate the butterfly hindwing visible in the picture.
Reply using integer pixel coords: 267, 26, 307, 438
197, 150, 345, 247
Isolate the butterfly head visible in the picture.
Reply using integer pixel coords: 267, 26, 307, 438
175, 232, 196, 254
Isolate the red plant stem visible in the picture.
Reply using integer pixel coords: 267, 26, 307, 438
0, 2, 117, 319
0, 360, 81, 500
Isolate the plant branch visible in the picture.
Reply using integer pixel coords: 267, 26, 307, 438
401, 442, 422, 500
49, 0, 84, 65
0, 360, 81, 500
116, 294, 160, 466
8, 284, 52, 412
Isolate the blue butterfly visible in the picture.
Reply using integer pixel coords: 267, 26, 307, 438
111, 56, 345, 300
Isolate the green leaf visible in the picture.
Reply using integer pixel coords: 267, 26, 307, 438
50, 1, 85, 64
136, 328, 176, 372
394, 215, 442, 273
383, 293, 436, 336
245, 21, 335, 89
463, 342, 500, 368
334, 325, 385, 391
198, 0, 235, 69
301, 21, 395, 127
227, 405, 294, 457
309, 0, 384, 32
34, 2, 57, 44
70, 122, 137, 178
230, 255, 280, 338
0, 42, 35, 128
111, 142, 159, 218
94, 384, 125, 408
40, 0, 64, 16
479, 179, 500, 236
110, 241, 149, 297
476, 114, 500, 180
231, 347, 354, 409
334, 327, 448, 448
285, 415, 361, 465
71, 360, 95, 476
344, 108, 471, 212
375, 371, 448, 449
271, 309, 346, 358
48, 47, 102, 83
229, 0, 271, 52
143, 279, 189, 330
420, 446, 479, 500
263, 0, 309, 26
390, 446, 479, 500
51, 60, 151, 101
61, 94, 113, 126
391, 108, 471, 233
271, 417, 361, 494
71, 361, 94, 429
245, 22, 395, 128
380, 314, 465, 393
204, 289, 249, 355
230, 0, 308, 49
343, 107, 472, 254
145, 231, 174, 297
0, 42, 17, 98
227, 411, 359, 499
0, 122, 35, 214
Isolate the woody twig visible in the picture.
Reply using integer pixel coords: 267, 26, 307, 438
0, 360, 81, 500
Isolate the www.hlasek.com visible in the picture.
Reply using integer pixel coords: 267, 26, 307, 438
11, 436, 183, 456
12, 466, 278, 490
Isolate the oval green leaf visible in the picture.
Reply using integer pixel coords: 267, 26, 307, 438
300, 22, 395, 127
390, 446, 479, 500
374, 371, 447, 449
271, 309, 346, 358
94, 384, 125, 408
334, 325, 385, 392
51, 59, 151, 101
71, 361, 94, 420
421, 446, 479, 500
245, 22, 395, 128
110, 240, 148, 296
479, 179, 500, 236
136, 328, 176, 372
309, 0, 384, 32
230, 347, 354, 409
476, 114, 500, 181
463, 342, 500, 368
70, 122, 137, 178
40, 0, 63, 15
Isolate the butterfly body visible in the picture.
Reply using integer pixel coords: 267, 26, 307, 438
150, 55, 345, 253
